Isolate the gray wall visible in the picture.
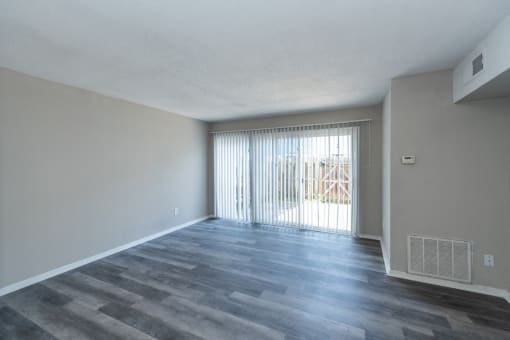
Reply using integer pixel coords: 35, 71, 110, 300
386, 69, 510, 290
209, 105, 383, 237
0, 67, 208, 289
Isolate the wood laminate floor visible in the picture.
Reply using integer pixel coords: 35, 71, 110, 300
0, 218, 509, 339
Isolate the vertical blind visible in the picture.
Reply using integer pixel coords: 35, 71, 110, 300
213, 123, 361, 235
213, 132, 251, 222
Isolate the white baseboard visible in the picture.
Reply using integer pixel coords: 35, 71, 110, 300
0, 215, 211, 297
379, 240, 391, 274
359, 235, 391, 274
388, 269, 510, 303
358, 234, 382, 241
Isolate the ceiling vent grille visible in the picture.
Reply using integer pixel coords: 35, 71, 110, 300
463, 47, 486, 84
408, 235, 472, 283
472, 53, 484, 76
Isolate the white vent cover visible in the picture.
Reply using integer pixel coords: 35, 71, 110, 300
408, 235, 472, 283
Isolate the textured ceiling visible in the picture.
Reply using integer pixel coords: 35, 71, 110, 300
1, 0, 510, 121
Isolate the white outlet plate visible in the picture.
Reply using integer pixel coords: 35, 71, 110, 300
174, 208, 180, 216
483, 254, 494, 267
401, 155, 416, 165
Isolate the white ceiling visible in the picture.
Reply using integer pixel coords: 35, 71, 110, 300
1, 1, 510, 121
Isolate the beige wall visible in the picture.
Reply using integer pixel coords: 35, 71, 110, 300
0, 67, 209, 289
386, 69, 510, 290
209, 105, 383, 237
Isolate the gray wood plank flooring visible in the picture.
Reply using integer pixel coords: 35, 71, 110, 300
1, 218, 509, 339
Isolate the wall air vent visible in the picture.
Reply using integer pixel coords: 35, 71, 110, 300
472, 53, 484, 76
408, 235, 472, 283
463, 46, 487, 85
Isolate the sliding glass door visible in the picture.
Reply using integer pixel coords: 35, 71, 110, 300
213, 124, 359, 235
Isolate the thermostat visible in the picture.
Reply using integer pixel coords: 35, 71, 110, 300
401, 155, 416, 165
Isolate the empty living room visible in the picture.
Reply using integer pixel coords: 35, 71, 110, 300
1, 1, 510, 339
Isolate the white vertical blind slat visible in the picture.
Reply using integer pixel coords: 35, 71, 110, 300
335, 126, 339, 231
327, 126, 331, 230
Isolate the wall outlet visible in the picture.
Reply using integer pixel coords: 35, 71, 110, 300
174, 208, 180, 216
483, 254, 494, 267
